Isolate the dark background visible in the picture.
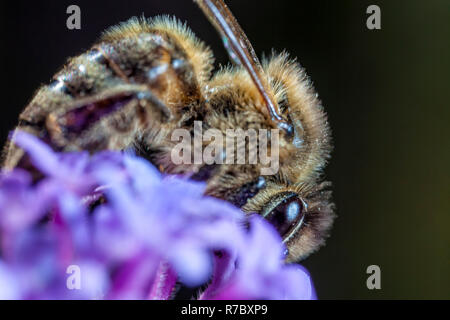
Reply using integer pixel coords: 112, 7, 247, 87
1, 0, 449, 299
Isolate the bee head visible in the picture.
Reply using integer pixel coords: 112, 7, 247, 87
201, 53, 335, 262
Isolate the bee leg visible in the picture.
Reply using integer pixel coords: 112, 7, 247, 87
135, 90, 173, 121
50, 88, 169, 134
43, 90, 171, 154
3, 87, 173, 170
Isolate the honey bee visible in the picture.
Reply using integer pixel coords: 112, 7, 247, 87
2, 0, 334, 262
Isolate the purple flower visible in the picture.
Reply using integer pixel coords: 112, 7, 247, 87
0, 131, 316, 300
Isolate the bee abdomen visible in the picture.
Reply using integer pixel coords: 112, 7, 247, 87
95, 32, 202, 107
50, 48, 124, 98
4, 16, 215, 169
45, 19, 207, 116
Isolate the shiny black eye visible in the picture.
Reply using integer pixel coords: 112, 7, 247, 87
263, 193, 306, 238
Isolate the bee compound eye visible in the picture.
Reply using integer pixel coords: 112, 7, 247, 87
264, 194, 306, 238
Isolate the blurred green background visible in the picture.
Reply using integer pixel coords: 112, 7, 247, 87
1, 0, 449, 299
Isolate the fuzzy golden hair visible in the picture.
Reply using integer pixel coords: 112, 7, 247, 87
101, 16, 214, 90
203, 51, 333, 261
3, 15, 334, 262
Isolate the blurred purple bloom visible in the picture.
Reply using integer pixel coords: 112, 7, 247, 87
0, 131, 315, 300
